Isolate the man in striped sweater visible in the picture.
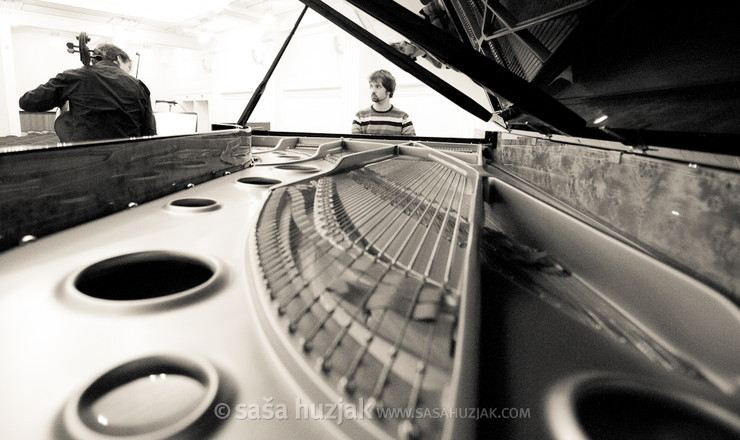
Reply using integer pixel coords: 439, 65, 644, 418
352, 70, 416, 136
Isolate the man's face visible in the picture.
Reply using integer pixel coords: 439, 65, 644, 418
369, 80, 389, 103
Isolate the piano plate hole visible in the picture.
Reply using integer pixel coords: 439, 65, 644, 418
170, 198, 218, 208
273, 164, 320, 173
272, 153, 303, 159
573, 384, 740, 440
74, 252, 215, 301
237, 177, 282, 185
167, 198, 221, 212
64, 354, 219, 439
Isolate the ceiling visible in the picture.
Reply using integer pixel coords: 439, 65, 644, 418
4, 0, 303, 47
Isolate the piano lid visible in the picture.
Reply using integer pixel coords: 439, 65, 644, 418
299, 0, 740, 154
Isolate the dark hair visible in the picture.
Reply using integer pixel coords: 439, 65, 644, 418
93, 43, 131, 64
369, 69, 396, 98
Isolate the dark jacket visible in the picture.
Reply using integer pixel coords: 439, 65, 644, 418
19, 61, 156, 142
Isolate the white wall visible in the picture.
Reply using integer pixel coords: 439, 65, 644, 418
12, 28, 84, 95
11, 27, 195, 109
8, 8, 488, 138
0, 17, 21, 136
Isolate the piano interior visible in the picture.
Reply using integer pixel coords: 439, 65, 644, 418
0, 1, 738, 440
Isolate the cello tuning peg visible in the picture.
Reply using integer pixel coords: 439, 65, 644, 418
66, 42, 75, 49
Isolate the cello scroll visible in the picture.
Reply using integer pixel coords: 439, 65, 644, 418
64, 32, 97, 66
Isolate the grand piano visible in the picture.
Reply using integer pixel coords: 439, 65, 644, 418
1, 1, 738, 439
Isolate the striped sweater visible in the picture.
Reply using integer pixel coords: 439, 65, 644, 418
351, 105, 415, 135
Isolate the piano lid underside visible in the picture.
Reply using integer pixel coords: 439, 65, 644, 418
353, 0, 740, 151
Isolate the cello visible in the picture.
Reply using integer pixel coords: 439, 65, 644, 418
55, 32, 97, 142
